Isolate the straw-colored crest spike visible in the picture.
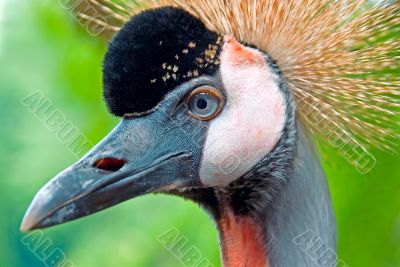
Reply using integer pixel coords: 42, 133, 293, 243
74, 0, 157, 37
76, 0, 400, 152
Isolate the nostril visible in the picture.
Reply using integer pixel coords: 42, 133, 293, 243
93, 158, 126, 172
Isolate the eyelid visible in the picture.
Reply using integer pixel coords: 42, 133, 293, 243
186, 85, 225, 121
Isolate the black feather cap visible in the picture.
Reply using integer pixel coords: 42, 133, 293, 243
103, 7, 222, 116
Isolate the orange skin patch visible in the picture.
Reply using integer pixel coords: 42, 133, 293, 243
218, 208, 269, 267
224, 36, 265, 66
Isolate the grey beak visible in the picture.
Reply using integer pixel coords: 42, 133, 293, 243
21, 115, 201, 231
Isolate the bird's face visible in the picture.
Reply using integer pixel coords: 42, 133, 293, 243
21, 7, 288, 231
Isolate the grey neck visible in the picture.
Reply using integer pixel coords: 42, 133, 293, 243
263, 124, 337, 267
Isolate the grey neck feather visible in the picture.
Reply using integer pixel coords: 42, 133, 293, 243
264, 123, 337, 267
252, 57, 336, 266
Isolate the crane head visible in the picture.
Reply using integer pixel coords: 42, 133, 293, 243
21, 7, 292, 231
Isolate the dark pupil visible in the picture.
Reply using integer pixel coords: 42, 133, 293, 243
197, 98, 208, 110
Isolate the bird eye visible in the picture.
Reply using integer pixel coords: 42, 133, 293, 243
187, 86, 224, 121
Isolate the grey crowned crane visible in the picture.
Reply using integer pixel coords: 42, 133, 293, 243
21, 1, 400, 267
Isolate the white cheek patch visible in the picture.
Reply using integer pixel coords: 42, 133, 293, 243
199, 36, 286, 186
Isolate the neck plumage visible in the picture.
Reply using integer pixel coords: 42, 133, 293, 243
216, 124, 336, 267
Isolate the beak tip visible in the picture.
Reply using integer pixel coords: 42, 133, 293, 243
20, 225, 31, 233
20, 202, 44, 232
20, 210, 38, 232
20, 218, 34, 232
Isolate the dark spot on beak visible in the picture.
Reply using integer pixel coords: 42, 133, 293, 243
93, 158, 126, 172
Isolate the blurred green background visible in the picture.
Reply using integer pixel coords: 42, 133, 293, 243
1, 0, 399, 266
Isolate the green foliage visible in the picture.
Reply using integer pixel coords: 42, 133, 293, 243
0, 1, 399, 266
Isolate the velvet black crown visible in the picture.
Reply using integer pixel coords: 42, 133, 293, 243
103, 7, 222, 116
